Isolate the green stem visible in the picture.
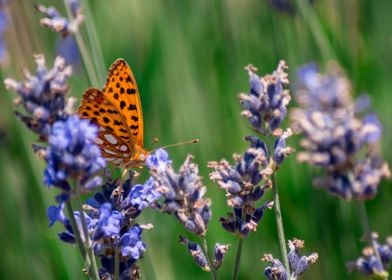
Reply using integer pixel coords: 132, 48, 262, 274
267, 136, 290, 276
62, 0, 99, 86
231, 238, 243, 280
357, 202, 382, 265
295, 0, 336, 61
201, 236, 217, 280
79, 0, 107, 82
75, 195, 100, 280
114, 247, 120, 280
65, 200, 87, 260
271, 173, 290, 276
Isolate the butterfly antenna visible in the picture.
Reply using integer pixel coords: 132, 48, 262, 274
148, 137, 160, 150
151, 138, 199, 152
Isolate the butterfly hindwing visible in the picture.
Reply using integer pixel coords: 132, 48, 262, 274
78, 88, 134, 166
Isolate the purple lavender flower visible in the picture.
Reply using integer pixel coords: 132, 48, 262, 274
240, 61, 291, 135
213, 243, 230, 269
348, 233, 392, 278
35, 1, 83, 37
208, 136, 274, 237
179, 235, 210, 271
43, 115, 106, 192
291, 63, 390, 200
121, 177, 161, 212
4, 55, 73, 138
54, 176, 151, 278
147, 149, 212, 236
0, 2, 8, 63
263, 239, 318, 280
92, 203, 122, 240
119, 226, 146, 260
57, 36, 81, 68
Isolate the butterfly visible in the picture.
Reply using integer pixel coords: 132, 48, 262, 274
78, 59, 148, 168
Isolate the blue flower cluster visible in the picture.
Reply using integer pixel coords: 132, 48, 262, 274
240, 61, 291, 135
0, 0, 8, 63
291, 63, 391, 200
43, 116, 106, 193
49, 173, 160, 279
147, 149, 212, 236
35, 0, 83, 37
4, 55, 73, 138
209, 61, 294, 238
209, 136, 274, 237
348, 233, 392, 278
263, 239, 318, 280
179, 235, 230, 272
146, 149, 230, 271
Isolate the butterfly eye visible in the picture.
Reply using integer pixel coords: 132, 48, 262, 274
139, 154, 146, 162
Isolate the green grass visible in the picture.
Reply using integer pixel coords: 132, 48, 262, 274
1, 0, 392, 279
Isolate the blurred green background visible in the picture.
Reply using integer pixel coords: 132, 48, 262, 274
1, 0, 391, 279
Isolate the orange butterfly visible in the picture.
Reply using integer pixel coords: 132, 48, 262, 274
78, 59, 148, 168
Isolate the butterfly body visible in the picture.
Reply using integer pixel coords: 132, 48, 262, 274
78, 59, 148, 168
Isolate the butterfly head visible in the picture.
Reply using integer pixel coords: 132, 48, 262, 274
126, 145, 149, 168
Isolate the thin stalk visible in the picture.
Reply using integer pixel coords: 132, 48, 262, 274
75, 194, 100, 280
357, 202, 382, 264
114, 247, 120, 280
65, 200, 87, 260
271, 173, 290, 275
295, 0, 336, 61
201, 236, 217, 280
79, 0, 106, 82
62, 0, 99, 86
232, 238, 243, 280
267, 136, 290, 276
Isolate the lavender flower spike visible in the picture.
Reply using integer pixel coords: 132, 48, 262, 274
348, 233, 392, 278
43, 115, 106, 192
291, 63, 390, 200
35, 1, 83, 37
240, 60, 291, 135
147, 149, 212, 236
4, 55, 73, 138
209, 136, 273, 237
263, 238, 318, 280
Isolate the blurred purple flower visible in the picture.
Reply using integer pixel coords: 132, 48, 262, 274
291, 63, 390, 200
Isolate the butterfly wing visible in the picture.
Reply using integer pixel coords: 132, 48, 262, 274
78, 88, 134, 166
101, 59, 144, 147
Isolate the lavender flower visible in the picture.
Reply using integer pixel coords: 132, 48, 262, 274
0, 1, 8, 63
147, 149, 211, 236
348, 233, 392, 278
208, 136, 274, 237
179, 235, 210, 271
57, 36, 81, 68
213, 243, 230, 269
43, 116, 106, 192
291, 63, 390, 200
263, 239, 318, 280
4, 55, 73, 138
240, 61, 290, 135
35, 1, 83, 37
51, 174, 154, 279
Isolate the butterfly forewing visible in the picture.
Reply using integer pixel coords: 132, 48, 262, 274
77, 59, 147, 168
102, 59, 144, 147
